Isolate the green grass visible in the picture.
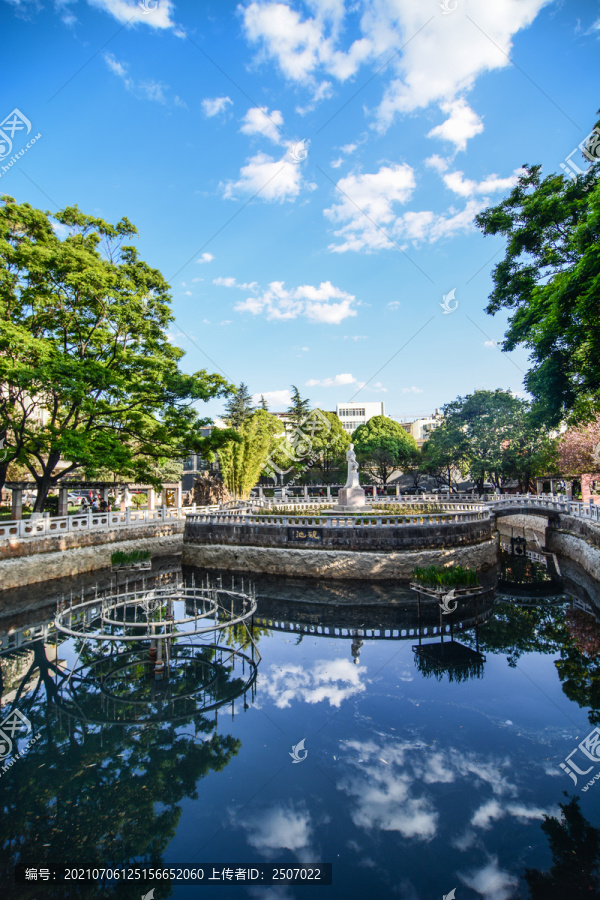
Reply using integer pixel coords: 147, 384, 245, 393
412, 564, 480, 589
111, 549, 151, 566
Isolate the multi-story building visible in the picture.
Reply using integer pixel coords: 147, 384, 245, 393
336, 401, 385, 434
397, 410, 442, 447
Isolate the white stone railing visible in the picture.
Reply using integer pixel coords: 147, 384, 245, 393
186, 504, 489, 528
487, 494, 600, 522
0, 506, 212, 542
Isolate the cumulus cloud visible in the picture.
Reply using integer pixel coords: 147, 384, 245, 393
213, 276, 259, 291
240, 106, 285, 143
442, 167, 524, 197
324, 164, 416, 252
196, 252, 214, 264
222, 151, 304, 202
241, 0, 550, 146
89, 0, 176, 29
401, 386, 423, 394
324, 162, 485, 251
235, 280, 358, 324
201, 96, 232, 117
306, 373, 364, 388
427, 98, 484, 151
260, 659, 366, 709
459, 857, 519, 900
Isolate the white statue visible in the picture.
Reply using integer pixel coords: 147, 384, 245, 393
344, 443, 360, 489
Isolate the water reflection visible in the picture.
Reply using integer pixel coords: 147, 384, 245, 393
1, 553, 600, 899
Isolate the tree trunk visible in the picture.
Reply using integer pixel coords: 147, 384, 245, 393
0, 460, 9, 497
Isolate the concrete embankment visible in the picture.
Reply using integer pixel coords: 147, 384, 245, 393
0, 522, 183, 592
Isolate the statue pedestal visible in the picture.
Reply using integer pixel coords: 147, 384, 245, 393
337, 486, 366, 509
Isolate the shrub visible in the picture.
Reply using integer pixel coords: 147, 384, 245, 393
412, 565, 480, 589
111, 549, 151, 566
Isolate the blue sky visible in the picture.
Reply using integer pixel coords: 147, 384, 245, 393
2, 0, 599, 422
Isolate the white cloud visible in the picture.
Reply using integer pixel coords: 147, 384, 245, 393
240, 106, 284, 144
241, 806, 313, 854
250, 389, 292, 408
260, 659, 366, 709
222, 151, 304, 203
483, 339, 498, 348
139, 80, 167, 104
425, 154, 450, 174
89, 0, 175, 29
104, 52, 128, 80
241, 0, 550, 147
427, 98, 484, 151
236, 280, 358, 324
341, 142, 358, 154
330, 157, 344, 168
387, 301, 401, 309
442, 167, 523, 197
459, 857, 519, 900
104, 53, 174, 104
324, 164, 416, 253
401, 386, 423, 394
201, 96, 232, 117
213, 276, 259, 291
305, 373, 364, 388
196, 252, 214, 264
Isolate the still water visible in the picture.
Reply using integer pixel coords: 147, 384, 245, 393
1, 549, 599, 900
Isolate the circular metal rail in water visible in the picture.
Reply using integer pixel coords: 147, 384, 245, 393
54, 582, 257, 642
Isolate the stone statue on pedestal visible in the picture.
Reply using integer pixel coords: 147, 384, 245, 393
344, 444, 360, 489
337, 442, 366, 510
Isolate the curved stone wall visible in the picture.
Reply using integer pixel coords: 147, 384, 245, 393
181, 539, 498, 581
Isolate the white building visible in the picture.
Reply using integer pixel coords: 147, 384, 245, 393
336, 401, 385, 434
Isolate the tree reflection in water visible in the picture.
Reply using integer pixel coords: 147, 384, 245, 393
0, 636, 250, 899
524, 795, 600, 899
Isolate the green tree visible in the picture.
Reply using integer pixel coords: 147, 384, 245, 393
353, 415, 417, 485
475, 120, 600, 425
223, 382, 253, 427
287, 385, 311, 426
218, 410, 283, 498
0, 197, 233, 509
306, 410, 350, 483
420, 420, 470, 491
258, 394, 269, 411
444, 389, 526, 493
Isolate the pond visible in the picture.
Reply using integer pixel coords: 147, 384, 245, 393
1, 548, 599, 899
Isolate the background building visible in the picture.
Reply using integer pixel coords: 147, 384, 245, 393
397, 410, 442, 448
336, 401, 385, 434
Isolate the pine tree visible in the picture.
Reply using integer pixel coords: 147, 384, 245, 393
258, 395, 269, 411
287, 385, 311, 426
224, 383, 253, 428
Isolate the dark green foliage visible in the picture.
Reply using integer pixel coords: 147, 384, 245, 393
224, 383, 254, 427
110, 549, 151, 565
412, 565, 480, 588
475, 119, 600, 424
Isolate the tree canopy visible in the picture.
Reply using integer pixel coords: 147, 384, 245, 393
442, 389, 556, 493
286, 385, 311, 426
0, 197, 233, 509
352, 415, 417, 485
218, 409, 283, 498
475, 118, 600, 426
223, 382, 253, 427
